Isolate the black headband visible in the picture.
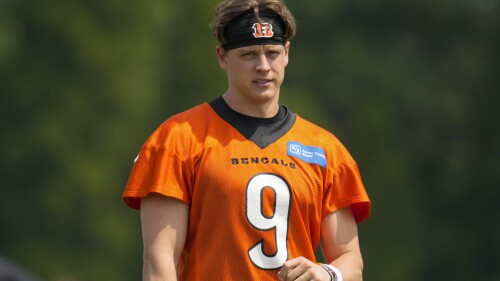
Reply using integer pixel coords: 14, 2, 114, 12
222, 11, 287, 51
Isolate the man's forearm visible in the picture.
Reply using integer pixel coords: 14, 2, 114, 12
330, 251, 364, 281
143, 254, 178, 281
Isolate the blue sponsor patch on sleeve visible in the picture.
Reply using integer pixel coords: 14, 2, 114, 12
287, 141, 327, 168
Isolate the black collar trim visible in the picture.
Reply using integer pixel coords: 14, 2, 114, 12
208, 96, 296, 149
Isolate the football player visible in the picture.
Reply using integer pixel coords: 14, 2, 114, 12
123, 0, 371, 280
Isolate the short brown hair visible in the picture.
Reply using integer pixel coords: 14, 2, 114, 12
211, 0, 297, 45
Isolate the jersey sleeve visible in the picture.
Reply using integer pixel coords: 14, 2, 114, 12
323, 158, 371, 224
122, 122, 195, 210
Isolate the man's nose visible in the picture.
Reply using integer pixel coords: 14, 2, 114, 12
255, 54, 271, 72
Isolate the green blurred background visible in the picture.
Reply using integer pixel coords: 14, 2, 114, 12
1, 0, 499, 280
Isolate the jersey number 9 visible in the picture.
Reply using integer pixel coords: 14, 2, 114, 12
246, 173, 291, 270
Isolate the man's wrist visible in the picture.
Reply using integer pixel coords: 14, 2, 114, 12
320, 264, 343, 281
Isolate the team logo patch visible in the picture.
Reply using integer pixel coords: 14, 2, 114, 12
287, 141, 327, 168
252, 22, 274, 38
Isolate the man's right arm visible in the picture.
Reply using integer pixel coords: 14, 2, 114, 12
140, 193, 189, 281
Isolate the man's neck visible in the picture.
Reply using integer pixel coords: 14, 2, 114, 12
222, 91, 280, 118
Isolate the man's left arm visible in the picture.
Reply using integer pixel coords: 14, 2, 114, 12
320, 206, 364, 281
277, 207, 364, 281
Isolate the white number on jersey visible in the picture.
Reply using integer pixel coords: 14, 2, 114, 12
246, 173, 291, 270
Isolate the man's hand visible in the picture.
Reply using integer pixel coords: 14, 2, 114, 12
277, 256, 331, 281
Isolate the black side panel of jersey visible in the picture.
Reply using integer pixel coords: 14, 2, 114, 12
209, 96, 296, 149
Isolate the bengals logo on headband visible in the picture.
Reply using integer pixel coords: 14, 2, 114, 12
252, 23, 274, 38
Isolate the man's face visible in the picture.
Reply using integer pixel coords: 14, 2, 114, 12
217, 42, 290, 105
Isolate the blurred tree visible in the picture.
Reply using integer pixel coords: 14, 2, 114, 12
0, 0, 172, 279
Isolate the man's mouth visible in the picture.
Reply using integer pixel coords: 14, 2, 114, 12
254, 79, 272, 84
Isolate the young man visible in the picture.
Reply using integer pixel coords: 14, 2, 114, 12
122, 0, 371, 280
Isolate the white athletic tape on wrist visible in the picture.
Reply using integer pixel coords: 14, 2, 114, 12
320, 264, 334, 280
323, 264, 343, 281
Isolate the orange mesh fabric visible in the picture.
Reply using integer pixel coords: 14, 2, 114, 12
123, 102, 371, 280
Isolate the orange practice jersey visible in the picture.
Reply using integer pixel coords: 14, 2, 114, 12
123, 97, 371, 280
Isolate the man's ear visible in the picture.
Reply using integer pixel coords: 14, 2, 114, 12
284, 41, 291, 67
216, 45, 228, 70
